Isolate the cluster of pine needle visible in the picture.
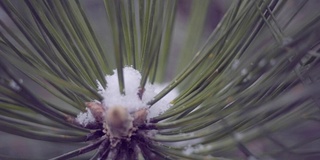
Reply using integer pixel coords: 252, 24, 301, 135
0, 0, 320, 159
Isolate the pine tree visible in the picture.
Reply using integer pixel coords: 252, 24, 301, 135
0, 0, 320, 159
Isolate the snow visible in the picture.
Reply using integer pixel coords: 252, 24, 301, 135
148, 83, 179, 119
182, 144, 213, 155
98, 67, 145, 113
241, 68, 248, 75
76, 66, 178, 125
99, 67, 178, 119
182, 145, 193, 155
75, 108, 96, 126
232, 59, 240, 70
9, 80, 21, 91
234, 132, 244, 141
258, 59, 267, 67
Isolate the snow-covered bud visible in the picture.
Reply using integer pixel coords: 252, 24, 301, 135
85, 102, 105, 123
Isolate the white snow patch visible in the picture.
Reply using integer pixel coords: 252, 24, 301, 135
234, 132, 244, 141
95, 67, 178, 119
76, 67, 179, 126
183, 145, 193, 155
9, 80, 20, 91
232, 59, 240, 70
258, 59, 267, 67
241, 68, 248, 75
182, 144, 213, 155
76, 108, 96, 126
98, 67, 144, 113
194, 144, 212, 153
148, 83, 179, 119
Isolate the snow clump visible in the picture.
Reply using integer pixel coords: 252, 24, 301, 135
76, 66, 178, 125
76, 108, 96, 126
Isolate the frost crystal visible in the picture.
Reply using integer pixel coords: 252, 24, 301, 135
76, 67, 178, 125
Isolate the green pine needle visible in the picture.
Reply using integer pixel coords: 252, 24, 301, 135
0, 0, 320, 159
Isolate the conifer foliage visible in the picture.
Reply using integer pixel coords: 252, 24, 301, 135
0, 0, 320, 159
